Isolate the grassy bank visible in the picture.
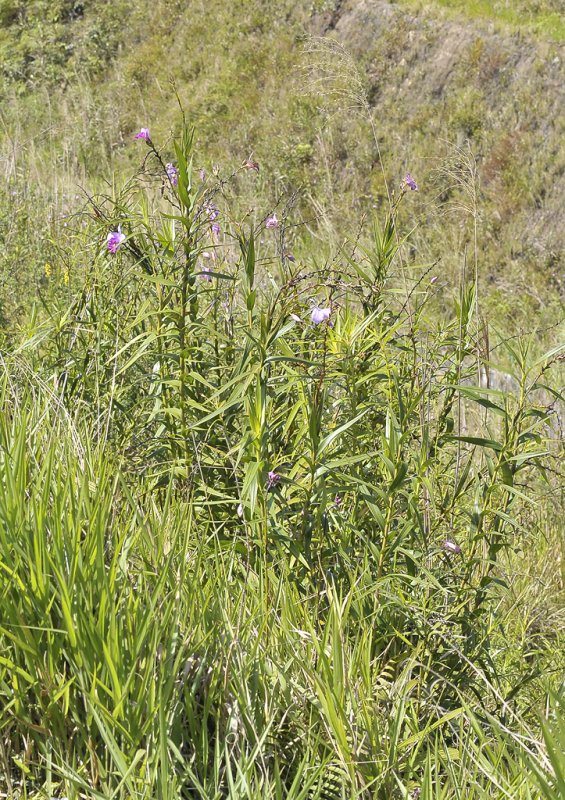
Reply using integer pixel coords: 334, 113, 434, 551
396, 0, 565, 41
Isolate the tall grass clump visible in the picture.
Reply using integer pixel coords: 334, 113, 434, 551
0, 123, 563, 799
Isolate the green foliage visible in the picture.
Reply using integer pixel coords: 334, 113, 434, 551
0, 1, 563, 796
0, 126, 563, 798
0, 0, 136, 88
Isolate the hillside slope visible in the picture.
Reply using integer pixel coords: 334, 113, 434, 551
329, 0, 565, 322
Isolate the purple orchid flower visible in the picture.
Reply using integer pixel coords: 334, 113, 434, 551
211, 222, 221, 236
134, 128, 151, 141
311, 306, 331, 325
107, 226, 126, 254
267, 471, 281, 490
166, 163, 179, 187
205, 203, 219, 222
404, 173, 418, 191
265, 213, 279, 229
442, 539, 462, 555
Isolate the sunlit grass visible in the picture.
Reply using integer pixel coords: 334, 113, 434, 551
396, 0, 565, 41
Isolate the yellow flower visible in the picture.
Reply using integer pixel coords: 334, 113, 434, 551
44, 262, 51, 279
63, 269, 69, 286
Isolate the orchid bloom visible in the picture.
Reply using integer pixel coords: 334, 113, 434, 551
311, 306, 331, 325
267, 471, 281, 490
134, 128, 151, 141
107, 225, 126, 254
166, 163, 179, 187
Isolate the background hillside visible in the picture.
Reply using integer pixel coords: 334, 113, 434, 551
1, 0, 564, 340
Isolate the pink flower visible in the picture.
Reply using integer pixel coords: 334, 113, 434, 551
404, 173, 418, 191
265, 213, 279, 229
267, 471, 281, 490
107, 226, 126, 254
134, 128, 151, 141
442, 540, 462, 555
243, 159, 260, 172
166, 163, 178, 187
311, 306, 331, 325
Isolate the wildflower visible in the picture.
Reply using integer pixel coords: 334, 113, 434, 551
430, 275, 438, 284
205, 203, 219, 222
285, 252, 296, 262
243, 158, 260, 172
290, 313, 302, 323
404, 173, 418, 191
442, 539, 462, 555
237, 503, 244, 518
311, 306, 331, 325
166, 163, 179, 187
63, 268, 69, 286
199, 168, 207, 181
211, 222, 221, 236
44, 262, 51, 279
134, 128, 151, 141
107, 225, 126, 254
265, 213, 279, 229
267, 471, 281, 490
200, 252, 214, 279
334, 494, 342, 507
